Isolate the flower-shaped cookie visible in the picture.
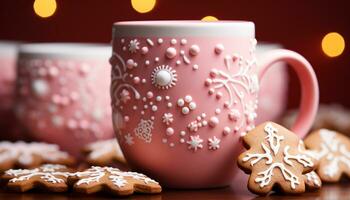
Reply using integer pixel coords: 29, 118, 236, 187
0, 141, 75, 171
238, 122, 316, 195
83, 139, 126, 166
304, 129, 350, 182
69, 166, 161, 196
1, 164, 72, 192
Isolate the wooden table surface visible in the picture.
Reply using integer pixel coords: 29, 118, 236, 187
1, 181, 349, 200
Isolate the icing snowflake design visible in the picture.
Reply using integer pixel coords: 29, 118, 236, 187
110, 52, 140, 108
187, 135, 203, 152
4, 164, 70, 184
73, 166, 159, 188
240, 122, 314, 190
306, 129, 350, 179
128, 39, 140, 53
162, 113, 174, 125
205, 54, 258, 133
151, 65, 177, 90
124, 133, 134, 145
134, 119, 154, 143
0, 141, 71, 169
119, 89, 131, 103
208, 136, 221, 150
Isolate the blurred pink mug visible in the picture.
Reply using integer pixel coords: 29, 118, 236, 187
110, 21, 319, 188
15, 43, 114, 158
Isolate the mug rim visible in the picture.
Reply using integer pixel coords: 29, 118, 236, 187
19, 43, 111, 59
113, 20, 255, 37
0, 41, 19, 57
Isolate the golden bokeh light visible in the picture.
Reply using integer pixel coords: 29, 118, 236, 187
322, 32, 345, 57
33, 0, 57, 18
131, 0, 156, 13
201, 16, 219, 22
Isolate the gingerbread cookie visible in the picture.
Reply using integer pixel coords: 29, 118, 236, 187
304, 129, 350, 182
304, 171, 322, 190
0, 141, 74, 171
69, 166, 161, 196
1, 164, 72, 192
83, 139, 126, 166
238, 122, 315, 195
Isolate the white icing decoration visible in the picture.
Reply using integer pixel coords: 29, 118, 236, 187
5, 164, 70, 184
134, 119, 154, 143
151, 65, 177, 90
0, 141, 70, 165
124, 133, 134, 145
208, 136, 220, 150
166, 47, 177, 59
146, 38, 154, 46
166, 127, 174, 136
187, 135, 203, 152
141, 46, 149, 54
32, 79, 49, 97
177, 96, 196, 115
264, 123, 284, 156
119, 89, 131, 103
305, 171, 321, 187
214, 44, 224, 54
223, 127, 231, 135
151, 105, 158, 112
189, 45, 200, 56
170, 39, 177, 45
182, 107, 190, 115
308, 129, 350, 177
74, 166, 158, 188
110, 53, 141, 108
205, 53, 258, 132
177, 99, 185, 107
162, 113, 174, 125
242, 123, 314, 189
86, 139, 124, 160
128, 39, 140, 53
209, 116, 219, 127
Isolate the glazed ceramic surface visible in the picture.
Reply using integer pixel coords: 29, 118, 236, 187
0, 41, 22, 140
15, 43, 114, 157
110, 21, 319, 188
256, 43, 288, 124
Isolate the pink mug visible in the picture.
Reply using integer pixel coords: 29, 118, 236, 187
15, 43, 114, 157
256, 43, 288, 124
110, 21, 319, 188
0, 41, 23, 140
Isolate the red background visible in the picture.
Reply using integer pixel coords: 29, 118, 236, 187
0, 0, 349, 109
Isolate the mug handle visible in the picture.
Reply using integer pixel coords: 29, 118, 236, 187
258, 49, 319, 138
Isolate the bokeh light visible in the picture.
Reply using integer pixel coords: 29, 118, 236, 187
201, 16, 219, 22
33, 0, 57, 18
131, 0, 156, 13
322, 32, 345, 57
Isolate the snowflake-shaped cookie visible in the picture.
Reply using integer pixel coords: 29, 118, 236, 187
1, 164, 72, 192
238, 122, 315, 195
304, 129, 350, 182
83, 139, 126, 166
69, 166, 161, 196
0, 141, 74, 171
